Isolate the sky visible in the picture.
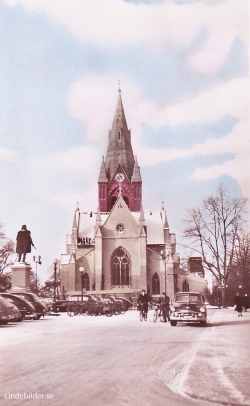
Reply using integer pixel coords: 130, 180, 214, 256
0, 0, 249, 283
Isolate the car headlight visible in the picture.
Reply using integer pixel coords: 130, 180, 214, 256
199, 307, 206, 313
170, 305, 175, 312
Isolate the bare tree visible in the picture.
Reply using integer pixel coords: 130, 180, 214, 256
0, 224, 15, 290
39, 261, 61, 299
234, 232, 250, 293
29, 270, 42, 295
183, 185, 247, 307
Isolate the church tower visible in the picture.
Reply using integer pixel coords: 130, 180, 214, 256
98, 89, 142, 212
60, 87, 201, 300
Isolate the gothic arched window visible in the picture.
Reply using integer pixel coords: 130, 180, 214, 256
152, 273, 160, 295
111, 247, 130, 287
183, 280, 189, 292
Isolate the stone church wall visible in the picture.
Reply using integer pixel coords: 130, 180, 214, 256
178, 273, 207, 296
102, 237, 145, 290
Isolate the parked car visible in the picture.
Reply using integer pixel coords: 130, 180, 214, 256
52, 295, 91, 312
38, 297, 53, 312
8, 291, 47, 319
116, 297, 133, 311
169, 292, 207, 327
107, 296, 125, 314
0, 296, 13, 325
0, 296, 21, 324
1, 293, 36, 320
65, 294, 104, 316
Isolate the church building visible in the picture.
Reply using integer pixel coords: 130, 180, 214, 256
60, 89, 201, 300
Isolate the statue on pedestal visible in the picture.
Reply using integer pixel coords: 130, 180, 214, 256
16, 225, 36, 262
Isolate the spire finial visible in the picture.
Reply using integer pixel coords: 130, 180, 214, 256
118, 80, 121, 93
161, 201, 164, 210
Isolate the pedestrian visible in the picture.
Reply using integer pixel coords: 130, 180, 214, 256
16, 225, 36, 263
159, 292, 170, 322
138, 290, 149, 319
217, 297, 222, 309
234, 293, 244, 317
243, 293, 249, 312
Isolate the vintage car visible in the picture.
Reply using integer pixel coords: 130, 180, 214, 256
1, 293, 36, 320
0, 296, 22, 324
169, 292, 207, 327
38, 297, 53, 313
9, 291, 47, 319
53, 294, 97, 312
115, 297, 133, 311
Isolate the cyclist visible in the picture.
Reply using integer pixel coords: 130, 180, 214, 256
138, 290, 149, 320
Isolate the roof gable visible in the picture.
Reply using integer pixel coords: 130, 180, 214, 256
102, 195, 139, 238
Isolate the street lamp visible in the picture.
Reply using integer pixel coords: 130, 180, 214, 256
79, 266, 84, 301
53, 259, 58, 303
33, 255, 42, 295
160, 250, 170, 294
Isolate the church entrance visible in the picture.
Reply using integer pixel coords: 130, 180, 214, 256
111, 247, 130, 288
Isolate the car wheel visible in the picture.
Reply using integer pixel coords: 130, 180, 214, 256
170, 320, 177, 326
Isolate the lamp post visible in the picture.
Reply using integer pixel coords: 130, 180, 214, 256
53, 259, 58, 303
79, 266, 84, 301
160, 250, 170, 294
33, 255, 42, 295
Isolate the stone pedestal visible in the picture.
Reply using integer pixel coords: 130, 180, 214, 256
11, 262, 31, 289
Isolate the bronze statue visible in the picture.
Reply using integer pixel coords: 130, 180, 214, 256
16, 225, 36, 262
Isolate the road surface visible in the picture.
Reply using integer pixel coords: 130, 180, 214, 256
1, 308, 250, 406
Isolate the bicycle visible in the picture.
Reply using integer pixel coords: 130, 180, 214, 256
139, 302, 148, 321
67, 302, 87, 317
153, 304, 163, 322
67, 303, 81, 317
103, 301, 113, 317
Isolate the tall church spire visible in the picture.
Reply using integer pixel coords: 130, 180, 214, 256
98, 88, 142, 213
105, 91, 134, 181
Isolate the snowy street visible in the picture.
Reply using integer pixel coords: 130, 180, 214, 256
1, 308, 250, 406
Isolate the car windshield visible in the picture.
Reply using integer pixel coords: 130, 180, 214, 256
175, 294, 204, 304
15, 294, 32, 302
68, 296, 86, 301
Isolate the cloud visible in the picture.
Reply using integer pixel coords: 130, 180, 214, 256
68, 75, 146, 142
160, 77, 248, 126
68, 73, 249, 199
32, 145, 101, 174
3, 0, 248, 75
192, 121, 250, 196
0, 146, 20, 162
48, 186, 98, 213
187, 1, 248, 74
